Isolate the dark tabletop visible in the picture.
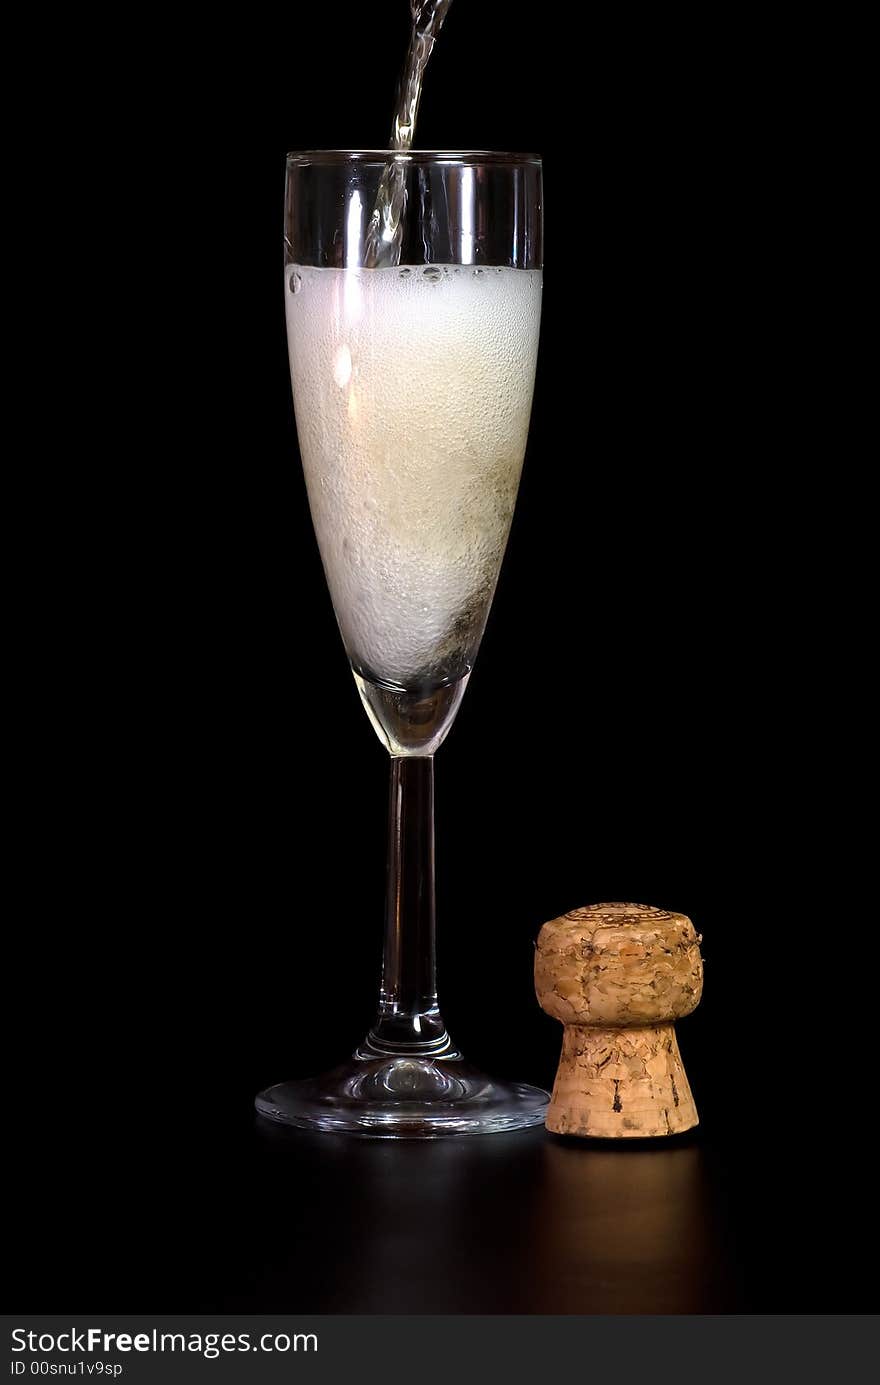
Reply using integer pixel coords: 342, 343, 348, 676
10, 1089, 867, 1314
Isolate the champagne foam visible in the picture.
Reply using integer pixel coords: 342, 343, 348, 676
286, 264, 542, 685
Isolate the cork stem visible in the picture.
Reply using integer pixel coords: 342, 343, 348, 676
367, 755, 449, 1054
546, 1023, 699, 1138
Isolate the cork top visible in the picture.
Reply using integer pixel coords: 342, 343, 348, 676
537, 902, 699, 956
565, 903, 679, 926
535, 902, 703, 1028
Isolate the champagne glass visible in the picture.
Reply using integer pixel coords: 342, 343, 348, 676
257, 150, 547, 1135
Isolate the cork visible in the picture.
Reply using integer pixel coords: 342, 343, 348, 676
535, 902, 703, 1138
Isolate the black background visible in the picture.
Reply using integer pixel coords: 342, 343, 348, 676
9, 6, 871, 1315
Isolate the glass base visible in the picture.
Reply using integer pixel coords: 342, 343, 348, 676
255, 1044, 549, 1138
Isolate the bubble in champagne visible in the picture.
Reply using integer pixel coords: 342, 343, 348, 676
288, 270, 302, 294
422, 266, 442, 281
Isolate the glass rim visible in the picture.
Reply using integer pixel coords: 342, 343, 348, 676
286, 149, 541, 167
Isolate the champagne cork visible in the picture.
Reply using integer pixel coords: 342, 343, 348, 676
535, 903, 703, 1138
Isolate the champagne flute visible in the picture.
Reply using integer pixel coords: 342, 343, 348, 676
257, 150, 547, 1135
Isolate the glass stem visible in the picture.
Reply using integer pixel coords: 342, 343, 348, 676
367, 755, 453, 1055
